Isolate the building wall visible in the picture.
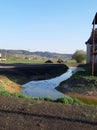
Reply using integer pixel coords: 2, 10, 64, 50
86, 43, 91, 63
95, 55, 97, 63
86, 43, 97, 64
0, 53, 1, 58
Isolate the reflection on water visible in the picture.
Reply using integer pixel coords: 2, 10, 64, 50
22, 67, 83, 100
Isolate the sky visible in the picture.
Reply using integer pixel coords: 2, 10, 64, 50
0, 0, 97, 54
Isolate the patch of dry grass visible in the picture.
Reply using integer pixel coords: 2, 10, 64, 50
0, 76, 21, 93
68, 92, 97, 105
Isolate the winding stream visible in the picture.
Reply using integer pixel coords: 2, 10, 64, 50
22, 67, 83, 100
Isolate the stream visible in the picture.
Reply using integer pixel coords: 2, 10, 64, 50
22, 67, 83, 100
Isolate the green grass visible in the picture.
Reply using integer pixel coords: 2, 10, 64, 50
5, 58, 46, 64
65, 59, 78, 67
0, 83, 4, 90
73, 71, 97, 89
4, 55, 60, 64
1, 88, 97, 106
55, 96, 85, 105
0, 89, 87, 105
0, 90, 29, 99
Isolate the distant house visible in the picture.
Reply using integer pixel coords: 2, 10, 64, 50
0, 53, 6, 62
85, 13, 97, 64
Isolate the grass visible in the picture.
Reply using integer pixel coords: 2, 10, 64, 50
65, 59, 78, 67
63, 64, 97, 92
5, 58, 46, 64
3, 55, 78, 65
4, 55, 60, 64
0, 80, 97, 106
0, 90, 29, 99
0, 76, 21, 93
55, 96, 85, 105
72, 70, 97, 91
0, 88, 86, 105
68, 93, 97, 106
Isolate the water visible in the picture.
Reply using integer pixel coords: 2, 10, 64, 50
22, 67, 83, 100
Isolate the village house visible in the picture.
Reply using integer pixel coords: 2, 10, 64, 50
85, 13, 97, 64
0, 53, 6, 62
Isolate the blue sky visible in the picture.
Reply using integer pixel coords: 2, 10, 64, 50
0, 0, 97, 54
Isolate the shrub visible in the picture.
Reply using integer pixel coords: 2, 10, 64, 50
72, 50, 86, 63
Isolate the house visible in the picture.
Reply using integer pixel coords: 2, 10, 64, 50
85, 28, 97, 63
85, 13, 97, 64
0, 53, 6, 62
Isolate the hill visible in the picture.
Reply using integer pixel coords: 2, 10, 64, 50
0, 49, 72, 59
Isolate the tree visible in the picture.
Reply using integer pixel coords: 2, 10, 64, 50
57, 58, 64, 63
72, 50, 86, 63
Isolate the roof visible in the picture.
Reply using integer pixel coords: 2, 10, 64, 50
92, 13, 97, 24
85, 13, 97, 44
85, 29, 97, 44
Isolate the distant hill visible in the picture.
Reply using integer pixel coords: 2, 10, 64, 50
31, 51, 72, 59
0, 49, 72, 59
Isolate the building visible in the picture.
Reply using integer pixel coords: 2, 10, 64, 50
85, 28, 97, 63
85, 13, 97, 64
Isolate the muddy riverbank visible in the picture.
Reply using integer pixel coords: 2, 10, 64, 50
0, 63, 68, 84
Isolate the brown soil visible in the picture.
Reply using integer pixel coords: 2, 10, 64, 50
0, 96, 97, 130
0, 64, 97, 130
0, 63, 68, 84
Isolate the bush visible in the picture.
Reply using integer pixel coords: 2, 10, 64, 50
72, 50, 86, 63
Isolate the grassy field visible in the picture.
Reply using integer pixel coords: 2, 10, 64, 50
5, 57, 46, 64
1, 53, 75, 64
